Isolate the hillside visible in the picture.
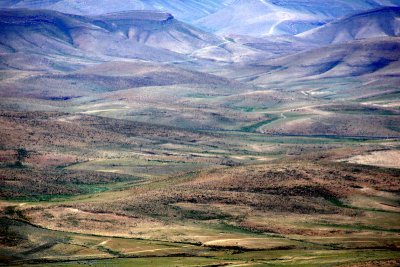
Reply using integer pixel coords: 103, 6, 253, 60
0, 0, 235, 22
197, 0, 400, 36
0, 8, 225, 71
250, 37, 400, 82
197, 0, 322, 36
3, 0, 400, 36
0, 61, 240, 99
298, 7, 400, 44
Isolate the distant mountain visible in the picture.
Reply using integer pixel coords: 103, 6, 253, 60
0, 8, 224, 71
197, 0, 400, 36
268, 0, 400, 17
298, 7, 400, 44
251, 37, 400, 83
0, 0, 235, 22
90, 10, 221, 55
197, 0, 324, 36
2, 0, 400, 36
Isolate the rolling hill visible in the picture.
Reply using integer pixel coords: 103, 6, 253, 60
251, 37, 400, 83
298, 7, 400, 44
0, 60, 241, 99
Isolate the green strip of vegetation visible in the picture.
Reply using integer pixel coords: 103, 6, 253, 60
313, 223, 400, 233
3, 181, 141, 203
240, 114, 280, 133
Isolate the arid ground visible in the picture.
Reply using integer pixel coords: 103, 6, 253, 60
1, 3, 400, 267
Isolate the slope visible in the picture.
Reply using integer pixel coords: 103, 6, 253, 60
197, 0, 400, 36
0, 8, 225, 71
298, 7, 400, 45
0, 0, 235, 22
251, 37, 400, 83
3, 0, 400, 36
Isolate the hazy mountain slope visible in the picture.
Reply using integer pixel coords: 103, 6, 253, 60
0, 9, 228, 71
0, 0, 235, 22
298, 7, 400, 44
0, 9, 94, 55
269, 0, 400, 17
198, 0, 400, 36
3, 0, 400, 36
251, 37, 400, 83
197, 0, 322, 36
90, 11, 221, 54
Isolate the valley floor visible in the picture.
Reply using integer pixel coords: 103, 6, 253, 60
1, 113, 399, 266
1, 74, 400, 266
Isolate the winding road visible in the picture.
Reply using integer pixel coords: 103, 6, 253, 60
162, 38, 233, 64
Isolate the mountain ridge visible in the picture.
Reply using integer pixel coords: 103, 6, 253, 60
0, 8, 225, 70
250, 37, 400, 83
298, 6, 400, 44
3, 0, 400, 36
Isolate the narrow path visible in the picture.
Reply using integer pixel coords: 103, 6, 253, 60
227, 263, 257, 267
259, 0, 276, 9
126, 246, 189, 255
162, 38, 233, 64
204, 238, 266, 245
258, 0, 292, 35
97, 239, 111, 246
268, 13, 291, 35
189, 39, 231, 58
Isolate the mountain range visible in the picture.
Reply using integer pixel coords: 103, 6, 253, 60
0, 0, 234, 22
2, 0, 400, 36
0, 8, 224, 71
1, 5, 400, 79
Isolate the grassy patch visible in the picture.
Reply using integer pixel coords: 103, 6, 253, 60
313, 222, 400, 233
223, 249, 400, 266
26, 257, 232, 267
241, 114, 280, 133
4, 181, 141, 203
185, 93, 220, 99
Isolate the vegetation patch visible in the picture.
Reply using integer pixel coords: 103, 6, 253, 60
240, 114, 280, 132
